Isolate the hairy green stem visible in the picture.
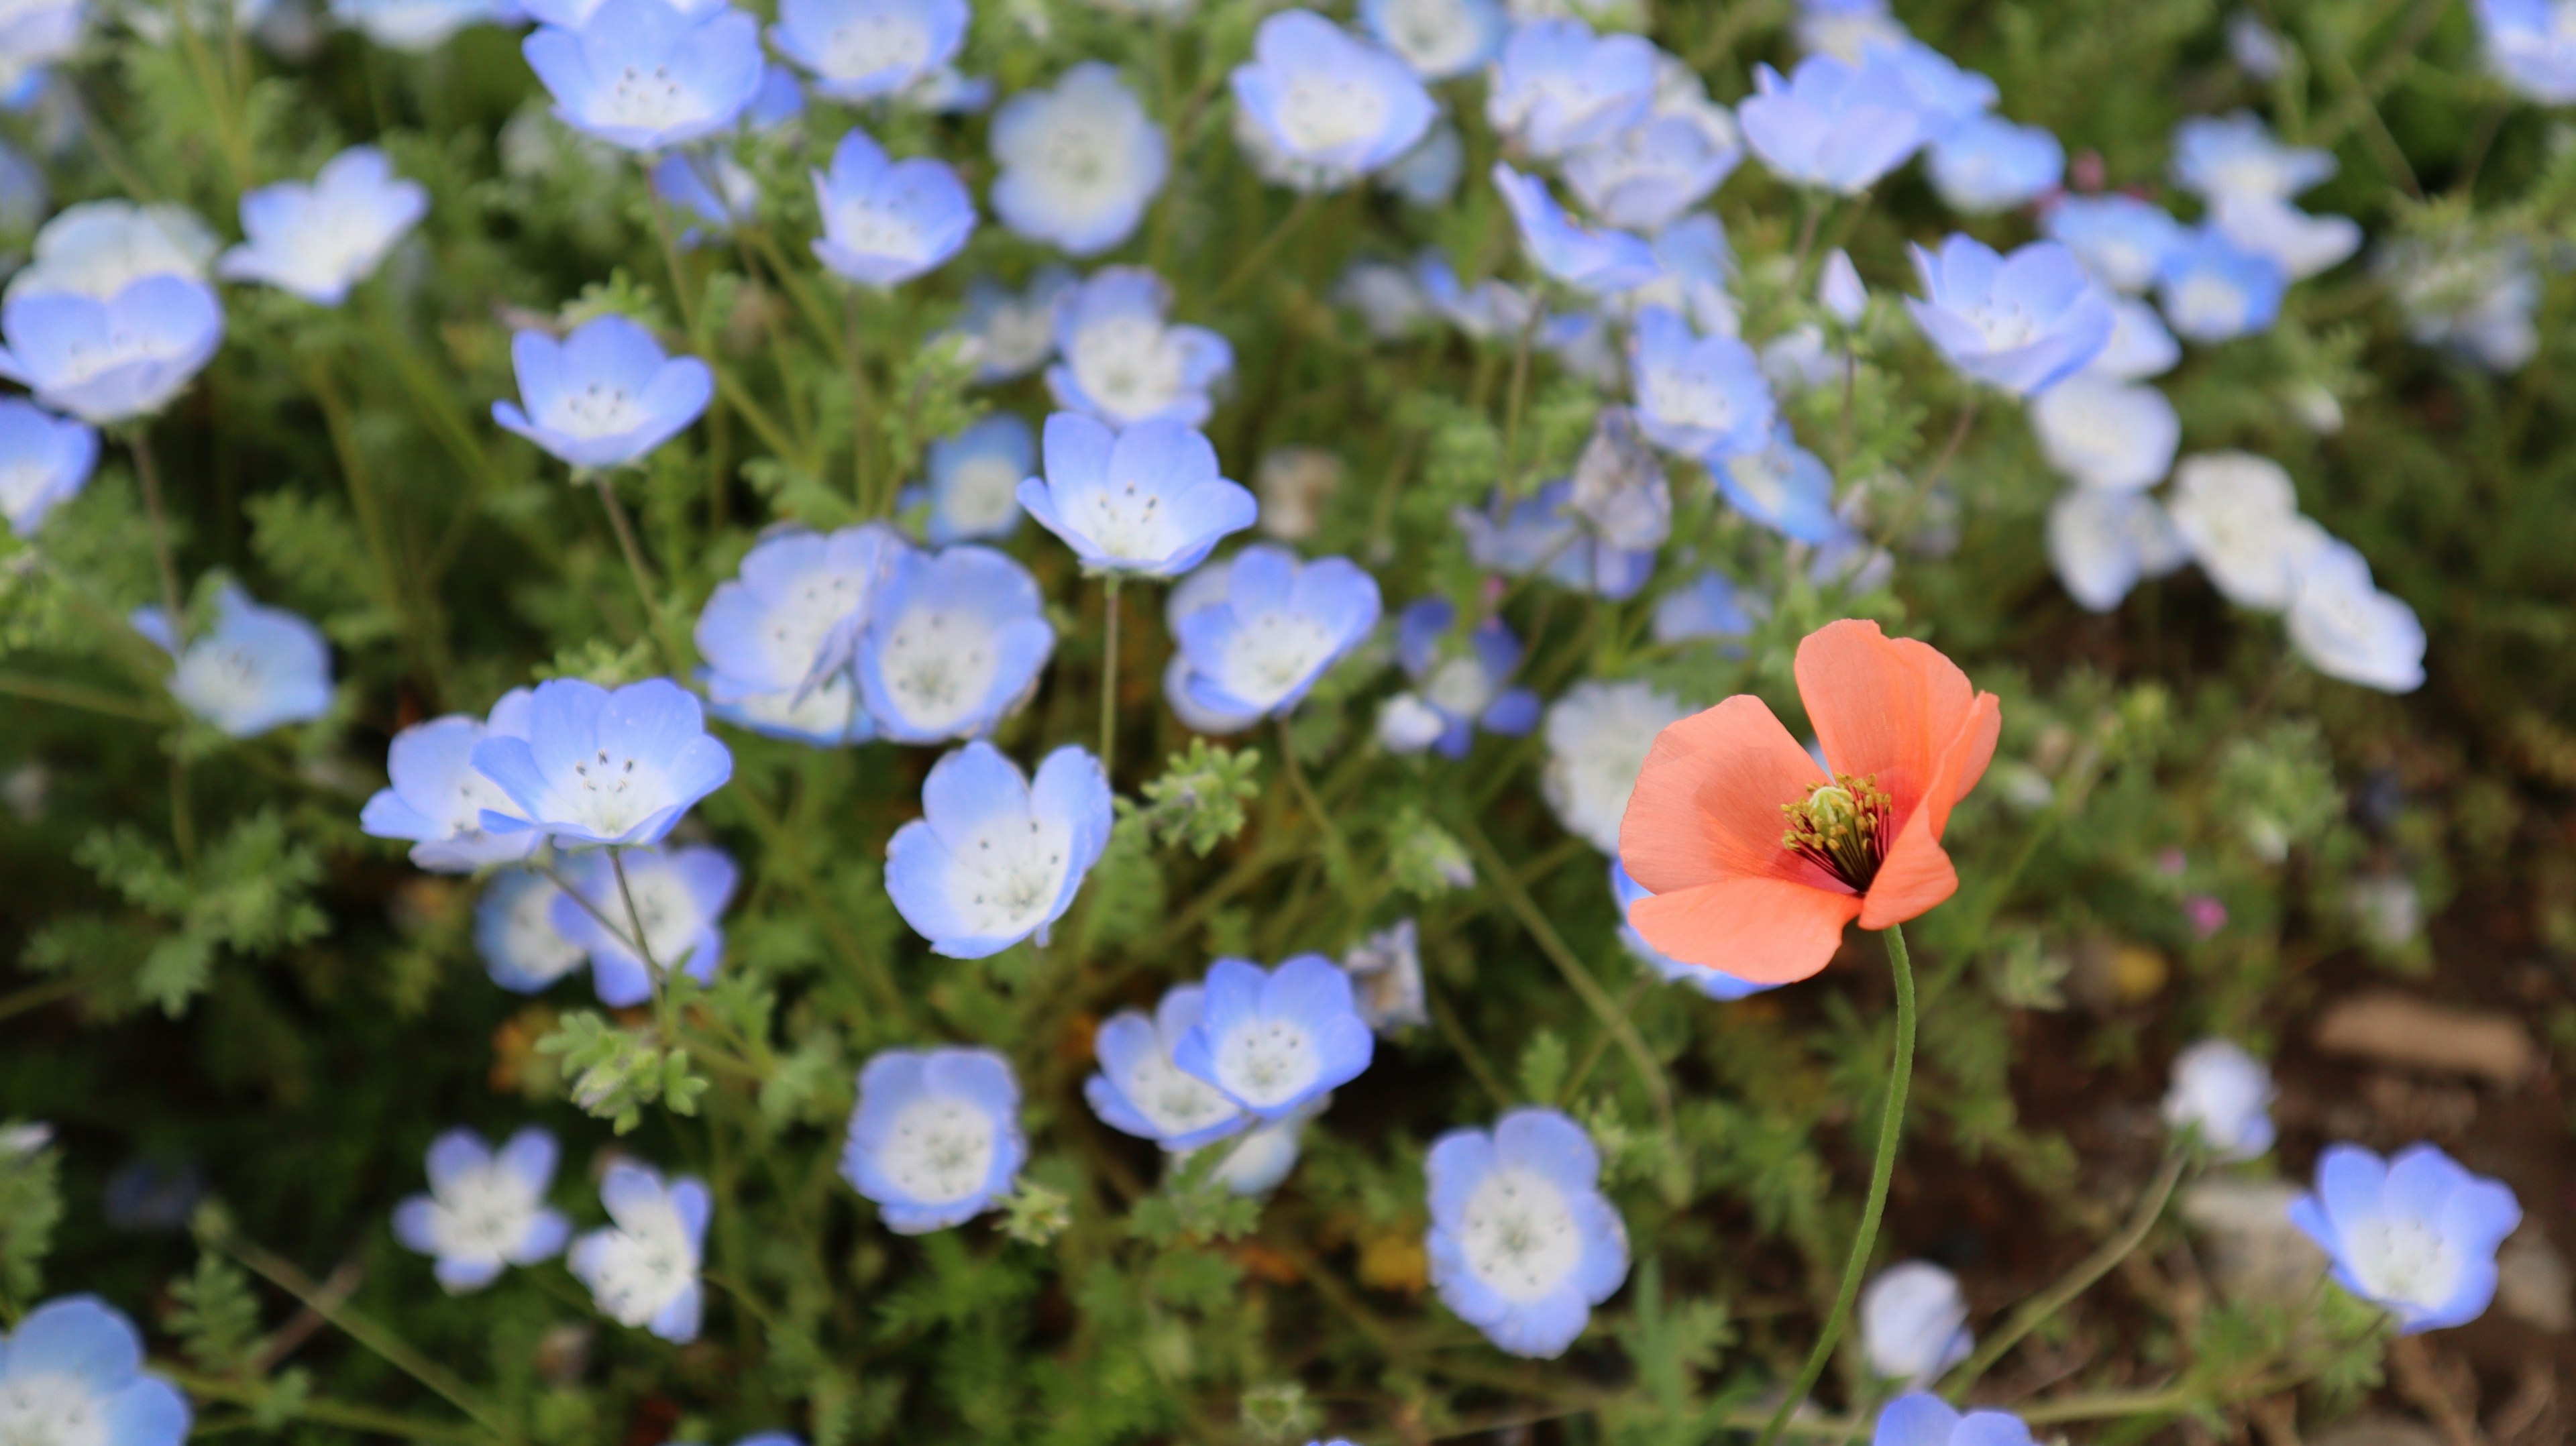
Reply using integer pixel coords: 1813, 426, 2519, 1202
1754, 922, 1917, 1446
212, 1235, 506, 1437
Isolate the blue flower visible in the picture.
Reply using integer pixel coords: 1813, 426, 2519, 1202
1359, 0, 1503, 79
1564, 68, 1741, 234
2287, 539, 2427, 694
331, 0, 498, 50
1872, 1394, 2033, 1446
1425, 1108, 1629, 1358
1543, 679, 1686, 852
1085, 983, 1253, 1148
1380, 123, 1465, 207
0, 276, 223, 425
1627, 304, 1774, 459
857, 544, 1055, 742
885, 742, 1111, 957
2161, 1039, 2277, 1162
693, 524, 898, 718
809, 127, 975, 288
492, 315, 714, 470
1738, 52, 1924, 194
1046, 267, 1234, 429
570, 1164, 708, 1343
2045, 487, 2186, 613
1452, 483, 1655, 599
474, 869, 590, 993
2153, 227, 2285, 344
1019, 412, 1257, 577
2170, 111, 2333, 202
1868, 36, 1997, 141
2041, 194, 2183, 294
990, 62, 1167, 256
1925, 114, 2060, 214
469, 677, 735, 846
947, 269, 1073, 382
651, 152, 760, 241
0, 398, 95, 535
392, 1128, 570, 1292
768, 0, 965, 102
2088, 296, 2182, 380
1193, 1105, 1322, 1194
1485, 19, 1656, 160
362, 688, 542, 871
2477, 0, 2576, 103
0, 1298, 189, 1446
1171, 954, 1374, 1120
0, 0, 84, 99
918, 414, 1034, 544
1386, 598, 1540, 759
216, 146, 427, 306
0, 140, 45, 236
9, 201, 215, 303
523, 0, 764, 152
1650, 567, 1758, 646
1625, 213, 1740, 337
132, 584, 333, 738
550, 844, 740, 1005
1230, 11, 1436, 184
1168, 544, 1381, 723
1860, 1262, 1972, 1384
841, 1047, 1026, 1233
1493, 164, 1659, 294
2029, 375, 2177, 493
1906, 235, 2112, 395
1612, 861, 1773, 999
2208, 192, 2359, 283
2289, 1142, 2522, 1334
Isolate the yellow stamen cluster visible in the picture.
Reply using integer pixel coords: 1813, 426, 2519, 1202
1780, 773, 1892, 891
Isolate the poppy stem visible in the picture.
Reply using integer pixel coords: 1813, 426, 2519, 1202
1099, 575, 1123, 773
1754, 922, 1917, 1446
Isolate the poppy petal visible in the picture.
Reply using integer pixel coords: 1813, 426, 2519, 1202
1794, 619, 1977, 812
1857, 693, 1996, 929
1619, 695, 1829, 895
1628, 875, 1862, 984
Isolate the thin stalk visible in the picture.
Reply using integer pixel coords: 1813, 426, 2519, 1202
587, 469, 672, 663
1099, 575, 1124, 770
0, 671, 164, 722
1209, 193, 1320, 307
162, 1369, 482, 1443
1275, 715, 1355, 893
212, 1237, 505, 1436
644, 168, 703, 341
127, 431, 186, 636
1754, 923, 1918, 1446
0, 976, 81, 1025
1943, 1149, 2192, 1398
845, 288, 877, 512
1878, 400, 1979, 549
608, 847, 672, 1031
305, 356, 447, 702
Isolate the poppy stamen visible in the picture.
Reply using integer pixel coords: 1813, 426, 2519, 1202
1781, 773, 1893, 891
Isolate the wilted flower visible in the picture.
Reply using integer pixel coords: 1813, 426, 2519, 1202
2043, 193, 2184, 294
475, 869, 589, 993
2170, 111, 2334, 203
392, 1128, 571, 1292
767, 0, 966, 102
1905, 235, 2112, 395
1087, 983, 1252, 1148
857, 544, 1055, 741
2045, 486, 2187, 612
885, 742, 1112, 958
2028, 375, 2178, 492
569, 1163, 709, 1343
2155, 227, 2286, 344
523, 0, 764, 152
1230, 11, 1436, 186
1167, 544, 1381, 724
1925, 113, 2062, 214
468, 677, 734, 847
362, 689, 541, 871
1426, 1108, 1629, 1357
1046, 266, 1235, 429
989, 63, 1167, 256
2287, 540, 2426, 693
1620, 620, 2000, 984
1173, 954, 1375, 1119
2160, 1039, 2276, 1161
492, 315, 714, 470
0, 1298, 189, 1446
1542, 678, 1688, 853
1340, 919, 1427, 1032
810, 127, 976, 288
1485, 19, 1657, 160
1386, 598, 1542, 759
1358, 0, 1504, 80
1739, 52, 1925, 194
549, 844, 739, 1005
841, 1047, 1026, 1233
0, 397, 95, 535
217, 146, 427, 306
1020, 412, 1257, 577
133, 585, 333, 738
1493, 164, 1659, 294
2288, 1142, 2521, 1333
1860, 1260, 1973, 1384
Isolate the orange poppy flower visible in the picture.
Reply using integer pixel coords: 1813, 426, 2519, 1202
1617, 620, 2000, 986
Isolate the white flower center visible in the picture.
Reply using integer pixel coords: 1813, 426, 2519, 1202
273, 194, 398, 288
1033, 119, 1124, 203
1066, 473, 1186, 560
729, 674, 861, 736
1118, 1045, 1240, 1137
1067, 315, 1186, 420
425, 1162, 542, 1262
1723, 448, 1792, 515
1214, 608, 1339, 708
2343, 1213, 2464, 1310
559, 743, 672, 836
874, 605, 1003, 734
1381, 0, 1481, 72
601, 62, 698, 131
1642, 359, 1745, 434
1274, 74, 1392, 156
759, 569, 871, 679
582, 1203, 694, 1327
0, 1373, 107, 1446
498, 880, 586, 987
824, 13, 930, 80
946, 811, 1073, 937
2169, 274, 2248, 335
173, 639, 280, 721
543, 380, 649, 439
1966, 299, 2042, 351
1212, 1015, 1322, 1107
1423, 654, 1493, 718
941, 454, 1024, 534
1456, 1167, 1582, 1302
877, 1095, 998, 1203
